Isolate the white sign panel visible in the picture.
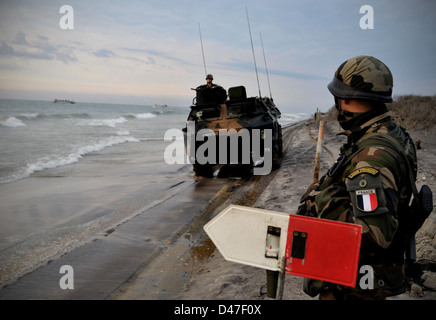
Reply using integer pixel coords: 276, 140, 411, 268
204, 205, 289, 271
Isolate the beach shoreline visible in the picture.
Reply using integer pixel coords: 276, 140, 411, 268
173, 118, 436, 300
0, 115, 434, 300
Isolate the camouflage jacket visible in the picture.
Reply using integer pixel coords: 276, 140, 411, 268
297, 111, 417, 298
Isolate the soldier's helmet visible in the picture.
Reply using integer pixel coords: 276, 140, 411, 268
327, 56, 393, 103
206, 74, 214, 80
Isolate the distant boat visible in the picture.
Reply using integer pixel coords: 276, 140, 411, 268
153, 104, 168, 108
54, 99, 75, 104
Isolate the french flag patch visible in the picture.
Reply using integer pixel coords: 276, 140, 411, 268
356, 189, 378, 212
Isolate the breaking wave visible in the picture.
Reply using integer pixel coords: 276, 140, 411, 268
0, 136, 139, 184
76, 116, 128, 128
0, 100, 184, 185
123, 112, 157, 120
0, 112, 94, 128
0, 116, 26, 127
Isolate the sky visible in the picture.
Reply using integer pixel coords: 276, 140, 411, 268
0, 0, 435, 113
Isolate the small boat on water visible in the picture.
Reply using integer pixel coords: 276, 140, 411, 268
153, 104, 168, 108
54, 99, 75, 104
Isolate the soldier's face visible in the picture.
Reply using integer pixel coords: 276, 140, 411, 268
338, 99, 374, 119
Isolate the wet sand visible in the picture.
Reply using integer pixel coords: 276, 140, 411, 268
1, 119, 435, 300
0, 127, 284, 299
175, 119, 436, 300
0, 138, 194, 291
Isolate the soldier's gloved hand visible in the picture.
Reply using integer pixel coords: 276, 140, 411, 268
301, 181, 320, 201
303, 278, 323, 297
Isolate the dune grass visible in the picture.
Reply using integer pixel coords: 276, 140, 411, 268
323, 95, 436, 130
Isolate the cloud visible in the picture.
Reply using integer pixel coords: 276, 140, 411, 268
267, 68, 329, 81
0, 42, 51, 60
93, 49, 116, 58
14, 31, 28, 45
214, 59, 329, 81
121, 47, 193, 66
0, 31, 77, 63
0, 0, 434, 113
92, 48, 155, 65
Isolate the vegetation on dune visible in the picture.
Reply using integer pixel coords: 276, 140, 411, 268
324, 95, 436, 130
389, 95, 436, 129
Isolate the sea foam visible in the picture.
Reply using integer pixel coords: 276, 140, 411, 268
0, 136, 140, 184
135, 112, 156, 119
0, 117, 26, 127
79, 116, 128, 128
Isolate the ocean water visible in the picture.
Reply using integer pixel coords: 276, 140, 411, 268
0, 99, 309, 184
0, 99, 189, 185
0, 99, 310, 287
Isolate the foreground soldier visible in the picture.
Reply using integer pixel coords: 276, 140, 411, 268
297, 56, 418, 300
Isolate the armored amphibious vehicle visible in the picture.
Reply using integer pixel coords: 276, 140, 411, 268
183, 85, 283, 177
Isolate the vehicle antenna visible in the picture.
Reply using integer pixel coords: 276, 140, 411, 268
198, 22, 208, 77
245, 7, 262, 98
260, 32, 272, 99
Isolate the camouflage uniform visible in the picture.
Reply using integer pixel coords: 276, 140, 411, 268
297, 56, 417, 300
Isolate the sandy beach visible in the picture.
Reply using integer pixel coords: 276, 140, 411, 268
1, 115, 435, 301
1, 0, 435, 305
173, 118, 436, 300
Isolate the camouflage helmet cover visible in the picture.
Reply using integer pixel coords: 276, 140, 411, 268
206, 74, 214, 80
327, 56, 393, 103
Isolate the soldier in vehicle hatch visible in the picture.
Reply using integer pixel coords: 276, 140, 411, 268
194, 74, 227, 105
205, 74, 215, 88
196, 74, 217, 90
297, 56, 427, 300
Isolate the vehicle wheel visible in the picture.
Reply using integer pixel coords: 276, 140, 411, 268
272, 130, 283, 170
193, 163, 214, 177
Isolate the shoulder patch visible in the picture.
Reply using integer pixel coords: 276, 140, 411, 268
348, 167, 379, 179
346, 167, 388, 217
355, 189, 378, 212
